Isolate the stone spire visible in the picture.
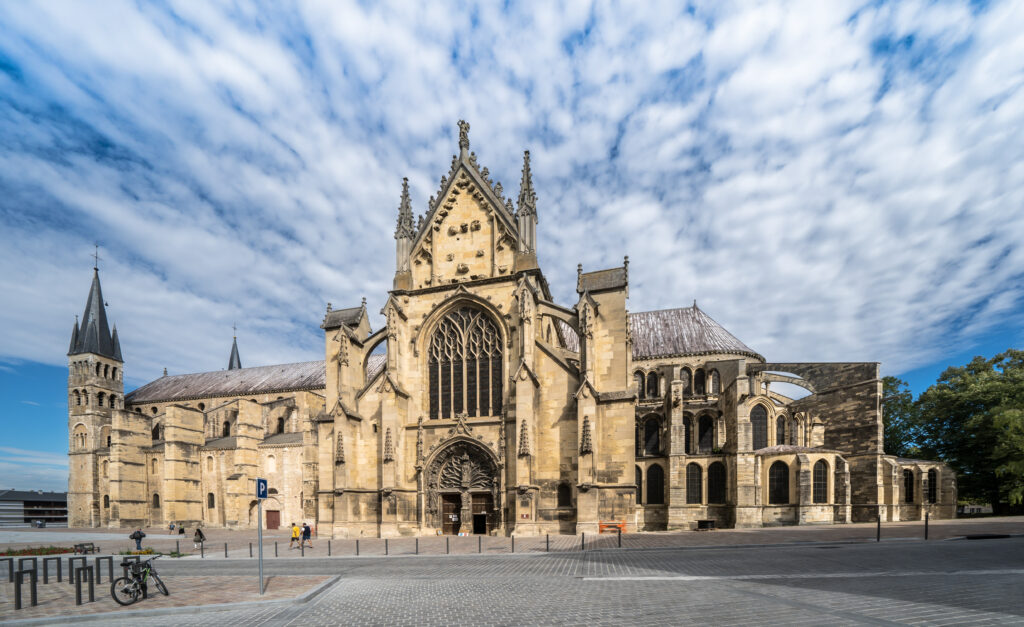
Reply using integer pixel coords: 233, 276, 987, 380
228, 329, 242, 370
394, 177, 415, 240
516, 151, 538, 254
111, 325, 123, 362
517, 150, 537, 217
394, 178, 415, 280
68, 317, 79, 355
70, 267, 119, 361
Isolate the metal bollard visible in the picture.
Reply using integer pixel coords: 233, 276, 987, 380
356, 539, 360, 556
415, 538, 418, 555
68, 556, 86, 584
877, 511, 882, 542
581, 532, 585, 551
94, 556, 113, 584
250, 542, 253, 558
301, 541, 305, 557
1, 557, 13, 582
120, 556, 140, 579
18, 557, 38, 577
14, 568, 39, 609
74, 566, 95, 605
43, 556, 62, 583
478, 536, 482, 553
446, 537, 449, 554
225, 542, 228, 558
328, 540, 331, 556
385, 539, 389, 556
546, 534, 549, 552
275, 542, 278, 557
177, 540, 180, 555
511, 535, 515, 553
201, 541, 205, 559
925, 512, 929, 540
618, 528, 622, 548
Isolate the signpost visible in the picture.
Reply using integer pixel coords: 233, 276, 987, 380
256, 478, 267, 595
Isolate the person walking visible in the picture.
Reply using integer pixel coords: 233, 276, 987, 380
289, 522, 300, 549
130, 528, 146, 551
193, 526, 206, 550
168, 521, 175, 534
301, 523, 313, 549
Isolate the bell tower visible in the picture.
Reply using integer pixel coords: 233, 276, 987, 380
67, 260, 123, 527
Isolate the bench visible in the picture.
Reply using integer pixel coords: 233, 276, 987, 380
696, 519, 715, 531
598, 521, 626, 534
73, 543, 99, 555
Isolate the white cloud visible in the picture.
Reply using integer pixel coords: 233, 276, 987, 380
0, 0, 1021, 392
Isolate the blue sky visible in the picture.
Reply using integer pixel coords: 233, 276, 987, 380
1, 1, 1022, 491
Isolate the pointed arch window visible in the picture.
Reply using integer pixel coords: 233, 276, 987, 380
698, 415, 714, 453
904, 469, 914, 503
751, 405, 768, 450
709, 370, 720, 394
776, 416, 786, 446
428, 306, 503, 419
707, 462, 726, 504
103, 494, 109, 508
686, 463, 702, 504
694, 369, 706, 395
768, 461, 789, 504
645, 372, 659, 399
646, 464, 665, 505
813, 460, 828, 503
927, 469, 938, 504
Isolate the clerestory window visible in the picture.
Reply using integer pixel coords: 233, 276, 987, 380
428, 306, 503, 419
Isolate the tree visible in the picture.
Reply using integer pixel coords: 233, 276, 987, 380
882, 376, 919, 458
915, 350, 1024, 511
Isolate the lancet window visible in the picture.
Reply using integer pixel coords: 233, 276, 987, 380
428, 306, 503, 419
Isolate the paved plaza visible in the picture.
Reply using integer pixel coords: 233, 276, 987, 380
2, 519, 1023, 625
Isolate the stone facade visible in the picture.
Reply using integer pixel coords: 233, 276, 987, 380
67, 122, 956, 535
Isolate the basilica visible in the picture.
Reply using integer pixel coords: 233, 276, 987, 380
67, 122, 955, 536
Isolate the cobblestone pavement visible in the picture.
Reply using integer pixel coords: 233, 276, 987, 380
68, 536, 1024, 626
3, 516, 1021, 558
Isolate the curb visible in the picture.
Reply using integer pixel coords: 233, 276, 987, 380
3, 574, 341, 626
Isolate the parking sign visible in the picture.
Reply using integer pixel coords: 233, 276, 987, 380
256, 477, 268, 499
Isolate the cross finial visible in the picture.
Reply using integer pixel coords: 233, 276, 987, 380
92, 243, 102, 270
232, 322, 237, 338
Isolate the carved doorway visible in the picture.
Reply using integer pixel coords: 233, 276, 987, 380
425, 439, 500, 535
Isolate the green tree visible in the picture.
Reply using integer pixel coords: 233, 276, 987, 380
882, 376, 919, 458
915, 349, 1024, 511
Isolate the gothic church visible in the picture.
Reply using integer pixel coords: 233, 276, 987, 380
67, 122, 955, 536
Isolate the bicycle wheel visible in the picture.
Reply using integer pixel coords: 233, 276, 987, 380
111, 577, 141, 606
151, 572, 170, 596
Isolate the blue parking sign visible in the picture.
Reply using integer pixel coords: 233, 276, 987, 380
256, 478, 268, 499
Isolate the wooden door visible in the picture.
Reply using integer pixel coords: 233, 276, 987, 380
266, 510, 280, 530
471, 493, 493, 534
441, 494, 461, 535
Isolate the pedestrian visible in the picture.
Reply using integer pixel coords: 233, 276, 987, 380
301, 523, 313, 549
168, 521, 175, 534
193, 526, 206, 549
129, 528, 146, 551
289, 522, 300, 549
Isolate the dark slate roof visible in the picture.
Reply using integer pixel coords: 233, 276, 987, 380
578, 267, 627, 293
0, 489, 67, 503
228, 337, 242, 370
366, 354, 386, 382
260, 432, 304, 447
202, 436, 237, 450
69, 268, 119, 360
322, 305, 364, 330
630, 305, 761, 360
127, 361, 326, 404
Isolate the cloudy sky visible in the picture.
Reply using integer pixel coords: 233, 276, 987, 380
1, 1, 1022, 490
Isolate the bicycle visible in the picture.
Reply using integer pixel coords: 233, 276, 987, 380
110, 555, 169, 605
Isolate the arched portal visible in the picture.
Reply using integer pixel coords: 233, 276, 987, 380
424, 439, 500, 535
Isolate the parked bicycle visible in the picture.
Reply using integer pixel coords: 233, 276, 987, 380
111, 555, 169, 605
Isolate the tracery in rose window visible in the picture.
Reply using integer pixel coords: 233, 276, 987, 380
428, 306, 503, 419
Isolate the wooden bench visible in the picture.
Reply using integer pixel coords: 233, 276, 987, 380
599, 520, 626, 534
73, 542, 99, 554
696, 519, 716, 531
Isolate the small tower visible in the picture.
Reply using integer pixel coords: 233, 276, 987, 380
393, 177, 415, 289
67, 263, 124, 528
228, 327, 242, 370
